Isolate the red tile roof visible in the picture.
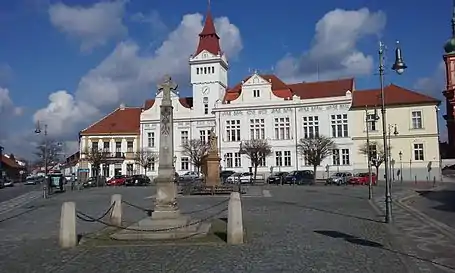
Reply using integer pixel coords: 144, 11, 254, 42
195, 10, 221, 56
223, 75, 354, 103
80, 107, 142, 135
1, 155, 20, 168
351, 84, 440, 108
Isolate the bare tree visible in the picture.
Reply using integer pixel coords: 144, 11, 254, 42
34, 139, 62, 168
238, 139, 272, 181
297, 135, 337, 184
134, 149, 158, 175
359, 141, 386, 177
181, 139, 209, 173
82, 147, 108, 185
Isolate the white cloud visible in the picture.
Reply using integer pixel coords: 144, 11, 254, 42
131, 10, 168, 35
414, 61, 445, 98
49, 0, 127, 51
34, 12, 242, 139
0, 87, 22, 117
276, 8, 386, 82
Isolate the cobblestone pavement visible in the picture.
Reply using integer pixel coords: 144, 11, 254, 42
0, 183, 41, 203
404, 184, 455, 229
0, 190, 42, 215
373, 185, 455, 273
0, 185, 444, 273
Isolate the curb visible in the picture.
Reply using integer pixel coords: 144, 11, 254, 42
368, 199, 419, 273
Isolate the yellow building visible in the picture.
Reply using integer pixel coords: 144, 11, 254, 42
78, 105, 142, 180
350, 84, 441, 181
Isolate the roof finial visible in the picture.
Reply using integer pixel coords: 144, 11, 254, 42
208, 0, 211, 11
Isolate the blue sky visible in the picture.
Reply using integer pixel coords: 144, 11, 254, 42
0, 0, 450, 158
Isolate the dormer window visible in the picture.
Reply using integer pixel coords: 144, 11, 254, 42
253, 89, 260, 98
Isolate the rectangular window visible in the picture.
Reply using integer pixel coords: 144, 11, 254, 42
258, 153, 266, 167
303, 151, 310, 166
199, 130, 210, 143
369, 144, 377, 160
149, 157, 156, 171
414, 143, 424, 161
91, 141, 98, 151
115, 141, 122, 157
226, 120, 241, 142
127, 141, 133, 153
275, 151, 283, 166
181, 130, 188, 144
331, 114, 349, 138
366, 113, 377, 131
250, 118, 265, 139
341, 149, 350, 165
225, 153, 233, 168
274, 117, 290, 140
253, 89, 260, 97
234, 152, 241, 167
126, 164, 134, 175
303, 116, 319, 138
103, 164, 110, 177
411, 111, 423, 129
103, 141, 110, 153
147, 132, 155, 148
332, 149, 340, 165
284, 151, 292, 167
181, 157, 189, 170
203, 97, 209, 115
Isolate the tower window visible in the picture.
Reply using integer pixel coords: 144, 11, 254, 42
211, 66, 214, 73
204, 67, 207, 74
203, 97, 209, 115
196, 67, 200, 75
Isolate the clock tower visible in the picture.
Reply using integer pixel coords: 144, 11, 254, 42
189, 4, 228, 117
443, 1, 455, 157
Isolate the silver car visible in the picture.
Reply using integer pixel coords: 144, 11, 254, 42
325, 172, 352, 185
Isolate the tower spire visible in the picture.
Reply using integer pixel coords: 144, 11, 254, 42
194, 1, 221, 56
445, 0, 455, 54
452, 0, 455, 36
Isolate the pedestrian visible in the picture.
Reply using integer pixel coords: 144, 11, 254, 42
47, 175, 52, 195
70, 173, 75, 191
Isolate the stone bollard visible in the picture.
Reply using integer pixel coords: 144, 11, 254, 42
59, 202, 77, 248
110, 194, 122, 226
227, 192, 244, 244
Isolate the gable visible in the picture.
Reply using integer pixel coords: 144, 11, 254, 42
243, 74, 271, 86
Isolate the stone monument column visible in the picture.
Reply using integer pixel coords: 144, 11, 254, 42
153, 75, 179, 217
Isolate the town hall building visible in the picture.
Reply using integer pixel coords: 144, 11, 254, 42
78, 6, 441, 181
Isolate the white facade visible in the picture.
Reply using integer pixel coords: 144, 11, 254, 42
140, 64, 354, 178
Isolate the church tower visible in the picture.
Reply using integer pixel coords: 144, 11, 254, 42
443, 0, 455, 157
189, 3, 228, 117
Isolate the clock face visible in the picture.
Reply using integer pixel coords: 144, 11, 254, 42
202, 86, 209, 95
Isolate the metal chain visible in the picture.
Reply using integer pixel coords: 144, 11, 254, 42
181, 198, 229, 215
122, 200, 153, 213
76, 202, 115, 223
75, 206, 228, 232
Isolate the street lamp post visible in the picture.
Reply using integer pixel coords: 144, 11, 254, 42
388, 124, 398, 182
399, 151, 403, 183
379, 40, 407, 223
35, 121, 49, 199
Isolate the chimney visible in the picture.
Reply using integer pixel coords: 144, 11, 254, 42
119, 103, 125, 110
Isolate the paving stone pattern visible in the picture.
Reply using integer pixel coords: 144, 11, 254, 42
0, 185, 435, 273
373, 186, 455, 273
0, 190, 42, 215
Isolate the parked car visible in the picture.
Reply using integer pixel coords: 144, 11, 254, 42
82, 177, 97, 188
179, 171, 200, 181
25, 177, 38, 185
125, 175, 151, 186
106, 175, 127, 186
220, 170, 235, 183
349, 173, 377, 185
226, 172, 253, 184
284, 171, 314, 185
267, 172, 289, 184
326, 172, 352, 186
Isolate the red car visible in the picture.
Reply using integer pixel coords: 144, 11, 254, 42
349, 173, 377, 185
106, 175, 127, 186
